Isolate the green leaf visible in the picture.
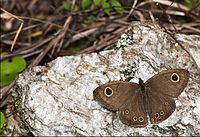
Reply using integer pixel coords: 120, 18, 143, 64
0, 111, 5, 129
111, 0, 124, 14
94, 0, 102, 6
101, 0, 110, 14
74, 5, 79, 12
0, 52, 26, 85
63, 1, 71, 11
63, 1, 79, 11
184, 0, 193, 8
82, 0, 92, 10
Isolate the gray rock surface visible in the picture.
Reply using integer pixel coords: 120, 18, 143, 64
15, 22, 200, 136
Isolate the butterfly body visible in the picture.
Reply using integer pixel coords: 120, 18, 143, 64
93, 69, 189, 127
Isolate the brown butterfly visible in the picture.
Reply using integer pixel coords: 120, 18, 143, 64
93, 69, 190, 127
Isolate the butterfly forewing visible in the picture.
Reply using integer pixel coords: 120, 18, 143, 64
145, 69, 189, 97
93, 81, 140, 111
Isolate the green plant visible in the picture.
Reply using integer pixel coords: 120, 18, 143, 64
64, 0, 124, 15
82, 0, 93, 10
110, 0, 124, 14
0, 111, 5, 129
184, 0, 193, 8
0, 52, 26, 85
101, 0, 110, 14
63, 1, 79, 11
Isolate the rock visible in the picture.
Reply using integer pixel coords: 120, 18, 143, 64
15, 22, 200, 136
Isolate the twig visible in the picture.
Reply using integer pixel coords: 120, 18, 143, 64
0, 8, 24, 51
29, 16, 72, 67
